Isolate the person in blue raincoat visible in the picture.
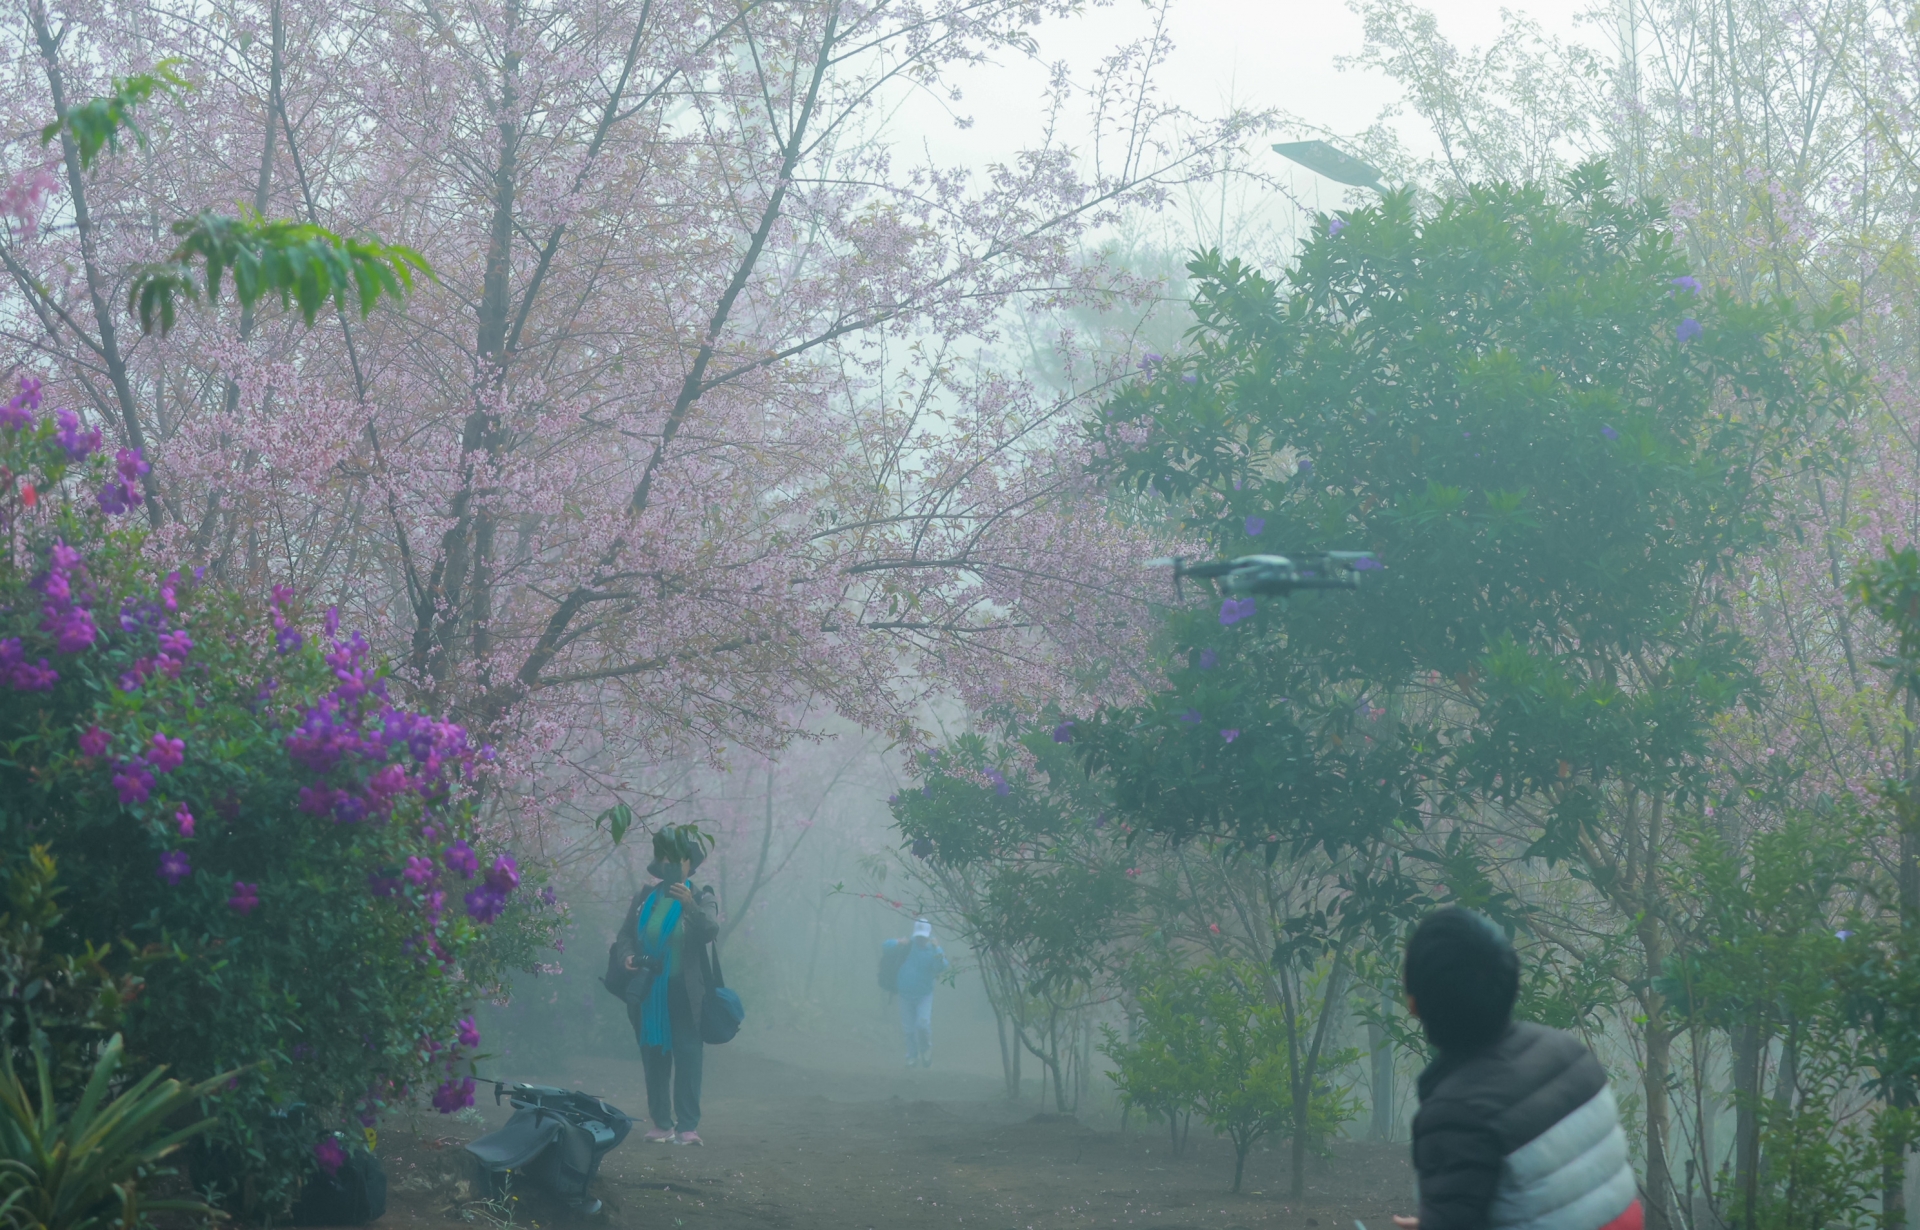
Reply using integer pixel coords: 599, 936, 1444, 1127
611, 826, 720, 1144
884, 918, 949, 1068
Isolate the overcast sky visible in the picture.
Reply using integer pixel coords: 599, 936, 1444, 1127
891, 0, 1592, 221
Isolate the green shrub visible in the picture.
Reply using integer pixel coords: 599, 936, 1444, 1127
0, 379, 555, 1212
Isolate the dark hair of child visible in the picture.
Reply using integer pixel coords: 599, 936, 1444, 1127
1403, 906, 1521, 1052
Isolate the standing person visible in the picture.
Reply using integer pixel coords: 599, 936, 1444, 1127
884, 919, 948, 1068
1391, 907, 1640, 1230
611, 826, 719, 1146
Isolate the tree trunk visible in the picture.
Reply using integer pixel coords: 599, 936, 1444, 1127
1637, 790, 1674, 1230
1370, 984, 1395, 1141
1732, 1019, 1761, 1230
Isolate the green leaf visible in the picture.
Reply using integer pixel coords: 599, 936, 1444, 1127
41, 61, 191, 172
128, 210, 433, 335
596, 803, 633, 845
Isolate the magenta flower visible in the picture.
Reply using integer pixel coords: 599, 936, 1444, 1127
1676, 317, 1703, 343
144, 732, 185, 774
228, 881, 260, 916
114, 766, 153, 806
158, 630, 192, 657
403, 855, 436, 887
1220, 729, 1240, 743
313, 1136, 348, 1176
1052, 721, 1075, 743
0, 375, 42, 430
457, 1017, 482, 1049
77, 725, 110, 757
443, 841, 479, 879
1244, 515, 1265, 536
175, 805, 195, 837
431, 1077, 476, 1114
156, 850, 191, 886
1219, 597, 1256, 626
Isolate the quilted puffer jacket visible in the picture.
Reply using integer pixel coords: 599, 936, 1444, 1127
1411, 1022, 1636, 1230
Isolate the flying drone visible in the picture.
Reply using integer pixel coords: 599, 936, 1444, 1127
1148, 551, 1383, 600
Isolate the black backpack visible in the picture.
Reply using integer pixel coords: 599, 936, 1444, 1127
878, 940, 908, 993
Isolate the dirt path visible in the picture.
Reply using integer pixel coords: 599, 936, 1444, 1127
370, 1034, 1414, 1230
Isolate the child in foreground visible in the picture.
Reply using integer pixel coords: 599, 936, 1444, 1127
1391, 907, 1642, 1230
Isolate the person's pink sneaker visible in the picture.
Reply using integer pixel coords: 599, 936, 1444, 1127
642, 1127, 675, 1143
673, 1131, 703, 1146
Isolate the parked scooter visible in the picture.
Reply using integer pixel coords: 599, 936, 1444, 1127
464, 1083, 634, 1215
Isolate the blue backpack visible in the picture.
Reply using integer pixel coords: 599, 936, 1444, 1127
700, 942, 745, 1044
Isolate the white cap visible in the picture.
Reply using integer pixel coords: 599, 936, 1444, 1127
912, 918, 932, 938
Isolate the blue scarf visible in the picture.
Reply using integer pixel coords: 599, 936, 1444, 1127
637, 886, 686, 1050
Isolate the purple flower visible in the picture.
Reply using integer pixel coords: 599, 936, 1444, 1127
984, 767, 1011, 797
539, 887, 557, 906
1676, 317, 1703, 344
77, 725, 109, 757
155, 850, 191, 886
1180, 374, 1198, 385
403, 855, 437, 887
1052, 721, 1075, 743
144, 732, 185, 774
175, 804, 195, 837
1837, 929, 1855, 941
911, 836, 934, 859
1296, 458, 1312, 474
42, 606, 96, 653
1220, 729, 1240, 743
485, 853, 520, 893
1244, 515, 1266, 537
96, 449, 149, 516
1329, 217, 1347, 236
443, 841, 479, 879
1671, 275, 1702, 294
463, 883, 508, 924
1352, 557, 1384, 571
1219, 596, 1256, 626
276, 625, 303, 655
431, 1077, 476, 1115
54, 408, 100, 460
313, 1136, 348, 1176
158, 630, 192, 657
228, 881, 260, 916
8, 656, 56, 691
1137, 353, 1162, 371
1179, 709, 1202, 723
456, 1016, 482, 1049
0, 377, 40, 430
113, 766, 153, 806
1601, 424, 1619, 441
368, 872, 401, 898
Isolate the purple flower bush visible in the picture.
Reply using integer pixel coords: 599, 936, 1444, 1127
0, 375, 556, 1213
